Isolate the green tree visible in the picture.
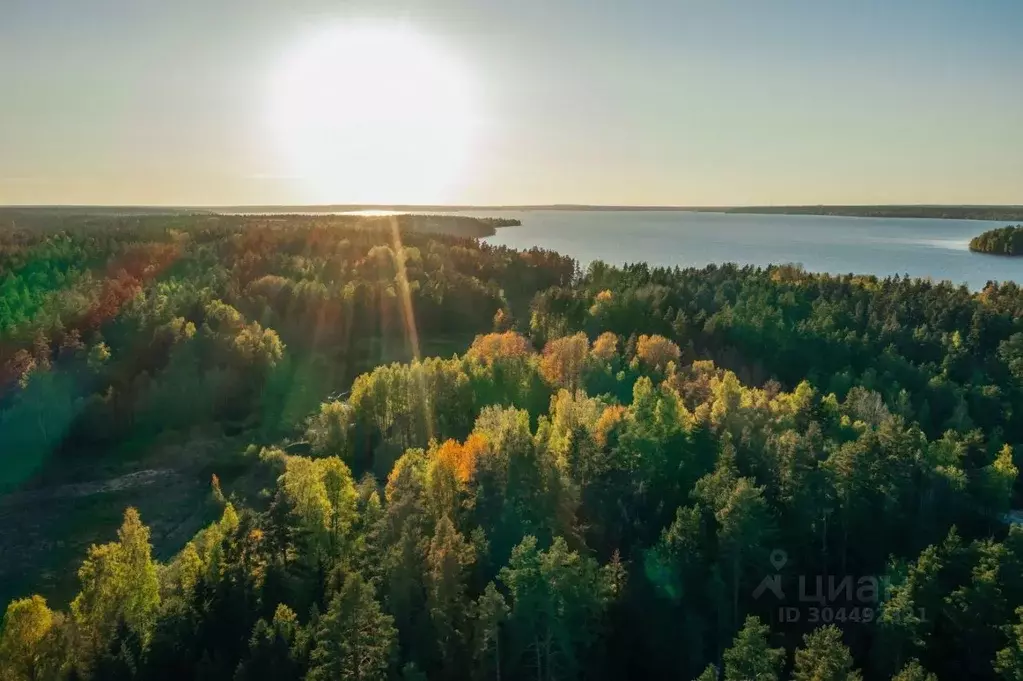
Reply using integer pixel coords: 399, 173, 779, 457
499, 536, 618, 681
694, 664, 719, 681
307, 574, 396, 681
426, 516, 475, 676
891, 659, 937, 681
792, 625, 862, 681
235, 604, 309, 681
473, 582, 510, 681
998, 333, 1023, 381
995, 606, 1023, 681
873, 541, 946, 675
715, 479, 774, 630
943, 539, 1012, 677
280, 456, 358, 565
978, 445, 1018, 517
721, 615, 783, 681
305, 401, 354, 461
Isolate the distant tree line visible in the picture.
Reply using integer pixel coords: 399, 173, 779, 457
717, 205, 1023, 221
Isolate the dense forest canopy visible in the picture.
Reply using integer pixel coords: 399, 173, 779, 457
0, 213, 564, 486
970, 226, 1023, 256
0, 213, 570, 606
4, 213, 1023, 680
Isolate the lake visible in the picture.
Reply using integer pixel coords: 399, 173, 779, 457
472, 210, 1023, 291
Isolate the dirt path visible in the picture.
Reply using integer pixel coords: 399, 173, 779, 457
0, 469, 182, 508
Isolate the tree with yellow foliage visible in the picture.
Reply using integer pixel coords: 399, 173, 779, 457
636, 334, 681, 372
0, 596, 57, 681
70, 508, 161, 665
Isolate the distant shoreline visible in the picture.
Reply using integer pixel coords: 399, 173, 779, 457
2, 204, 1022, 222
710, 205, 1023, 222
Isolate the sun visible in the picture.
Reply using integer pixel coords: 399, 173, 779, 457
267, 23, 480, 205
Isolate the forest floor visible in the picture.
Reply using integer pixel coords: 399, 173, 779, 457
0, 432, 257, 609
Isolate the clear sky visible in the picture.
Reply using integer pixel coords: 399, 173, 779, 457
2, 0, 1022, 206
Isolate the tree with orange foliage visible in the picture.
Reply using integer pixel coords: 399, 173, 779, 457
466, 332, 532, 365
636, 334, 681, 371
540, 332, 590, 391
435, 433, 488, 484
594, 405, 627, 448
591, 332, 619, 362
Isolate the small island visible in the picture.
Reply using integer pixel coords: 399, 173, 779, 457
969, 225, 1023, 255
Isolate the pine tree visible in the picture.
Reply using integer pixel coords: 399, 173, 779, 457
499, 536, 617, 681
891, 659, 937, 681
473, 582, 510, 681
792, 625, 862, 681
721, 615, 784, 681
694, 664, 719, 681
235, 604, 308, 681
715, 479, 774, 631
995, 606, 1023, 681
307, 574, 396, 681
425, 516, 475, 677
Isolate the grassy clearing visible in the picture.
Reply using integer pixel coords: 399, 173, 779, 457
0, 434, 256, 608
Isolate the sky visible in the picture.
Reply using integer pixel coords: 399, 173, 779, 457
2, 0, 1022, 207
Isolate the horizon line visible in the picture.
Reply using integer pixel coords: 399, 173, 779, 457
3, 203, 1023, 212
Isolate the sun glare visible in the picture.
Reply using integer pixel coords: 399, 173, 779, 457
267, 24, 479, 204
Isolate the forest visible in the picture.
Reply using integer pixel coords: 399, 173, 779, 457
970, 226, 1023, 256
4, 213, 1023, 680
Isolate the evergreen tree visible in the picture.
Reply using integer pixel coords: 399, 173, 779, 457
792, 625, 862, 681
235, 605, 308, 681
891, 659, 938, 681
499, 536, 617, 681
306, 574, 396, 681
473, 582, 510, 681
721, 615, 784, 681
425, 516, 475, 677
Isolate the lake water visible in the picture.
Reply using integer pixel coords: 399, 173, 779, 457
472, 210, 1023, 291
